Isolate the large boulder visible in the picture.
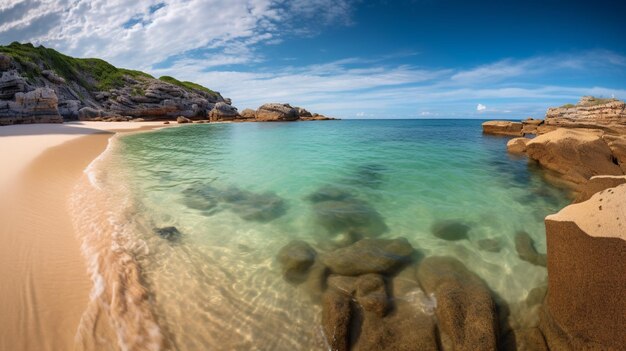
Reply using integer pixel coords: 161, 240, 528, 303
255, 103, 298, 121
573, 175, 626, 203
525, 128, 624, 184
541, 184, 626, 350
239, 108, 256, 119
322, 289, 352, 351
507, 137, 530, 154
417, 256, 499, 351
321, 238, 414, 276
209, 102, 239, 121
177, 116, 192, 124
482, 121, 524, 136
12, 88, 63, 123
276, 240, 316, 283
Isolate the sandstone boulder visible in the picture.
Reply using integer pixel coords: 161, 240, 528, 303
417, 256, 499, 351
521, 118, 543, 135
507, 137, 530, 153
239, 108, 256, 119
256, 103, 298, 121
321, 238, 414, 276
177, 116, 192, 124
573, 175, 626, 203
482, 121, 524, 136
542, 184, 626, 350
276, 240, 316, 283
209, 102, 239, 121
525, 128, 624, 184
602, 134, 626, 173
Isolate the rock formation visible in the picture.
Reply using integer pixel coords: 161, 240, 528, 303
482, 121, 523, 136
255, 103, 299, 121
506, 137, 530, 153
208, 102, 239, 121
525, 128, 624, 184
541, 183, 626, 350
545, 96, 626, 130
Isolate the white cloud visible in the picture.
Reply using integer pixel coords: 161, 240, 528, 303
476, 103, 487, 111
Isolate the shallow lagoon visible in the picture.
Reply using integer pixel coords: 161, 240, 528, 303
94, 119, 571, 349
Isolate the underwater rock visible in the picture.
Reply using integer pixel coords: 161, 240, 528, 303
322, 289, 352, 351
306, 185, 354, 203
312, 198, 388, 238
303, 260, 329, 303
327, 275, 358, 296
417, 256, 499, 351
350, 163, 388, 188
477, 238, 503, 253
219, 187, 287, 222
355, 274, 388, 317
321, 238, 414, 276
431, 220, 471, 241
276, 240, 316, 283
514, 231, 547, 267
154, 226, 181, 241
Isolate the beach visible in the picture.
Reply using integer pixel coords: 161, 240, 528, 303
0, 121, 170, 351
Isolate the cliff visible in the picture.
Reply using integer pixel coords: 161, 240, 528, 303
0, 42, 228, 125
545, 96, 626, 131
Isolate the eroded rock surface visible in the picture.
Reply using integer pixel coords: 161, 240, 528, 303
482, 121, 524, 136
255, 103, 298, 121
276, 240, 317, 283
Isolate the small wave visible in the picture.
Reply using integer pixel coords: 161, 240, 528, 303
69, 135, 164, 351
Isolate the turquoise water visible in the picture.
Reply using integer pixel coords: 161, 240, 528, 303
89, 120, 571, 349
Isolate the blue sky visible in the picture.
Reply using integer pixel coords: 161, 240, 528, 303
1, 0, 625, 118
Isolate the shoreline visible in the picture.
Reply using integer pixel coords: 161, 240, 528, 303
0, 121, 173, 350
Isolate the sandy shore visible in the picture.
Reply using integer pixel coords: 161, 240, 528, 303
0, 121, 172, 350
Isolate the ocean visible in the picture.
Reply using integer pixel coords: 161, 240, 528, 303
71, 119, 572, 350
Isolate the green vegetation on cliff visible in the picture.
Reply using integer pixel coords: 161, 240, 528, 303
0, 42, 217, 96
159, 75, 217, 96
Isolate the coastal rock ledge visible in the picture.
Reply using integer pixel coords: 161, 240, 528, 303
541, 183, 626, 350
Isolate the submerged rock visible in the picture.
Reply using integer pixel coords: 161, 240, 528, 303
321, 238, 414, 276
502, 328, 548, 351
306, 185, 354, 203
350, 163, 388, 189
322, 289, 352, 351
355, 274, 389, 317
276, 240, 316, 283
219, 187, 287, 222
507, 137, 531, 154
312, 197, 388, 239
514, 231, 547, 267
417, 256, 499, 351
154, 226, 182, 241
477, 238, 503, 253
431, 219, 471, 241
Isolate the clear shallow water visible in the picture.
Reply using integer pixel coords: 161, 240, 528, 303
85, 119, 572, 350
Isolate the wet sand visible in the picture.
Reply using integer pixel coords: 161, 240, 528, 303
0, 121, 172, 350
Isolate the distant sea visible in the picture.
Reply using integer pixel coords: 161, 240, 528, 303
73, 119, 572, 350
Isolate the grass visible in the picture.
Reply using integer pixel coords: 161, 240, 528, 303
159, 75, 217, 96
559, 97, 618, 108
560, 103, 576, 108
0, 42, 153, 90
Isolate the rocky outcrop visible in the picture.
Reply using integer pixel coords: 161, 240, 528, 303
573, 175, 626, 203
0, 43, 229, 125
417, 256, 499, 351
255, 103, 298, 121
545, 96, 626, 129
507, 137, 530, 153
521, 118, 544, 135
541, 183, 626, 350
276, 240, 317, 283
239, 108, 256, 119
208, 102, 239, 121
525, 128, 624, 184
0, 87, 62, 125
482, 121, 523, 136
602, 134, 626, 173
320, 238, 414, 276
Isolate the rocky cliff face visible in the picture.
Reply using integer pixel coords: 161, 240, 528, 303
0, 42, 228, 125
545, 96, 626, 130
